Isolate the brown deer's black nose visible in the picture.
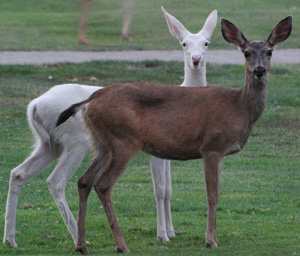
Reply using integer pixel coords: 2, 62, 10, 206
254, 66, 266, 78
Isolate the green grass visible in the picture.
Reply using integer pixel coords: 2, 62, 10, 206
0, 61, 299, 255
0, 0, 299, 51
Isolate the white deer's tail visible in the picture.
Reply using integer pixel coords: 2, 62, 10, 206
27, 103, 51, 147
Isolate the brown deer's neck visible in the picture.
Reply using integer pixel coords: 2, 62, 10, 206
241, 71, 269, 125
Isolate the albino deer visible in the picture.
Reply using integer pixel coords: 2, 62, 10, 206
151, 7, 217, 242
3, 8, 217, 247
56, 15, 292, 254
3, 84, 101, 248
78, 0, 135, 44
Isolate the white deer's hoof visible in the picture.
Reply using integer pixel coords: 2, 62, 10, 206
157, 234, 170, 242
3, 239, 18, 248
206, 241, 218, 248
167, 230, 175, 238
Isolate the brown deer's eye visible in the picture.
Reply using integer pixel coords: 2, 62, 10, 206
244, 51, 250, 59
267, 50, 273, 57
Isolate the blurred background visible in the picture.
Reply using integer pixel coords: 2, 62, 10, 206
0, 0, 298, 51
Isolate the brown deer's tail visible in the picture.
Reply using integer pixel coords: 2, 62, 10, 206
56, 88, 104, 127
56, 101, 86, 127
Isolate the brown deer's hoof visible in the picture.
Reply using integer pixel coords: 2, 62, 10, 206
76, 245, 89, 255
116, 246, 130, 253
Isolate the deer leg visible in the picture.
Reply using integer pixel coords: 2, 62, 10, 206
4, 143, 57, 247
164, 159, 175, 238
46, 147, 88, 245
122, 0, 135, 40
150, 156, 169, 242
78, 0, 93, 44
203, 151, 223, 249
76, 149, 110, 255
93, 150, 136, 254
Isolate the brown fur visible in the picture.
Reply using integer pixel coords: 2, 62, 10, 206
87, 83, 248, 160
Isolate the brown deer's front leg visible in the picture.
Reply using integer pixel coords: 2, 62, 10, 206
203, 151, 223, 248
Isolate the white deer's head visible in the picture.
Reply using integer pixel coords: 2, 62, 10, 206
162, 7, 217, 70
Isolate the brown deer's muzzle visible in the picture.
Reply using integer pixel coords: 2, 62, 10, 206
254, 66, 266, 78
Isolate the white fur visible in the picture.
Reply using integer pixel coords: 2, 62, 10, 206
3, 84, 100, 247
162, 7, 217, 87
150, 7, 217, 242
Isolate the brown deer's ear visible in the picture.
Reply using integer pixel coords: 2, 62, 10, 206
221, 18, 248, 50
267, 16, 292, 46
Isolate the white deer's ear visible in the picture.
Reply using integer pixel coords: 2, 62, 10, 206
200, 10, 218, 40
267, 15, 292, 46
161, 6, 189, 42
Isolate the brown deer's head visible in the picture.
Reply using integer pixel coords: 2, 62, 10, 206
221, 16, 292, 81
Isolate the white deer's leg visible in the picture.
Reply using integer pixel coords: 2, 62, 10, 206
46, 147, 88, 245
150, 156, 169, 242
164, 160, 175, 238
4, 143, 57, 247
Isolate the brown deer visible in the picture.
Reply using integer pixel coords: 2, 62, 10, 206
57, 15, 292, 254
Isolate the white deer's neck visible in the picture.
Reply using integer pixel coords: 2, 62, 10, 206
180, 61, 207, 87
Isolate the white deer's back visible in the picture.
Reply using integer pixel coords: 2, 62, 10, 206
27, 84, 102, 149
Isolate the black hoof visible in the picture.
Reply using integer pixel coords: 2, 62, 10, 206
117, 247, 124, 253
76, 246, 89, 255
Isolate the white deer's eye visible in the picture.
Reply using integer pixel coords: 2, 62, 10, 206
182, 42, 187, 47
204, 42, 209, 47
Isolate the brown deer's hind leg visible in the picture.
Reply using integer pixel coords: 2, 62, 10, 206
93, 145, 139, 254
76, 149, 111, 255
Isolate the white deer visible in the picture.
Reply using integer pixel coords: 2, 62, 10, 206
3, 8, 217, 247
151, 7, 217, 242
4, 84, 100, 248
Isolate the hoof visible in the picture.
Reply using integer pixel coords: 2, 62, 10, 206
167, 230, 176, 238
116, 246, 130, 253
206, 241, 218, 248
3, 239, 17, 248
157, 235, 170, 242
78, 38, 88, 45
122, 34, 132, 41
76, 246, 89, 255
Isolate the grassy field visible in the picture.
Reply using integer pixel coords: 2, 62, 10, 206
0, 0, 299, 51
0, 60, 299, 255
